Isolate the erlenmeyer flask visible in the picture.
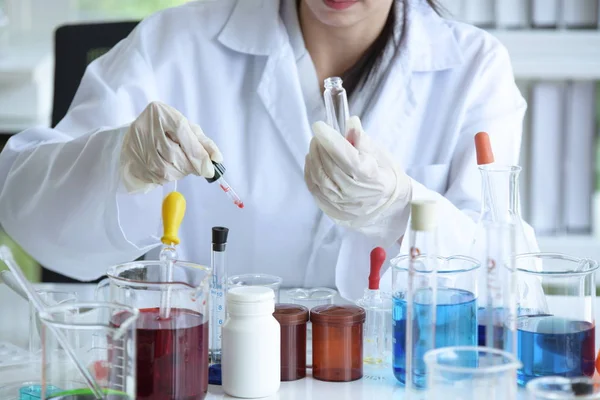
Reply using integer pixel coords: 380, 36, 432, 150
470, 165, 547, 317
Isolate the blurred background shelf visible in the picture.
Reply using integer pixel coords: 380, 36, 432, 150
492, 30, 600, 79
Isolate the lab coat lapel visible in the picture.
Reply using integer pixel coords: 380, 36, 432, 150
218, 0, 312, 174
256, 53, 313, 174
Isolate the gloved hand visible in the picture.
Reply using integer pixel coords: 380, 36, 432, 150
304, 116, 412, 246
120, 101, 223, 193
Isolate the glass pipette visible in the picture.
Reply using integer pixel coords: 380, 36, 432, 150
207, 162, 244, 209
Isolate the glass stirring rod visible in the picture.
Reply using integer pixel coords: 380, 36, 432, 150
206, 162, 244, 209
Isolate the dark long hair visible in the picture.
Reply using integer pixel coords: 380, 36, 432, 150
342, 0, 440, 98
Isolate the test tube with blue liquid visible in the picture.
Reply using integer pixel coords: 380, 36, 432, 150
391, 201, 479, 390
209, 226, 229, 385
515, 253, 598, 386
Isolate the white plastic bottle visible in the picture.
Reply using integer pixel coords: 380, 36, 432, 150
222, 286, 281, 398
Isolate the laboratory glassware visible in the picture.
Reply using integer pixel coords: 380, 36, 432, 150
96, 260, 211, 400
39, 302, 138, 400
392, 253, 479, 390
478, 221, 518, 355
29, 290, 79, 354
206, 161, 244, 209
310, 304, 366, 382
527, 376, 600, 399
424, 346, 522, 400
323, 77, 350, 136
470, 133, 544, 312
228, 273, 283, 303
209, 226, 229, 385
222, 286, 280, 398
394, 200, 438, 390
273, 304, 309, 381
286, 287, 337, 309
0, 245, 104, 398
515, 253, 598, 386
355, 247, 392, 367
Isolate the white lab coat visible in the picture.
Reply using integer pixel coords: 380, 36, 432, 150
0, 0, 534, 301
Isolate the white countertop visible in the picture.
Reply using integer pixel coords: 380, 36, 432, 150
0, 283, 594, 399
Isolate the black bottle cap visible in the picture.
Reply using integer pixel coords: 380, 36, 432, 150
212, 226, 229, 251
206, 162, 226, 184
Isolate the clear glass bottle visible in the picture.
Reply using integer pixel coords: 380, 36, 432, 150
355, 247, 392, 369
323, 77, 350, 136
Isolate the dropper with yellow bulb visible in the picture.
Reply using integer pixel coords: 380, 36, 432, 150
159, 191, 186, 319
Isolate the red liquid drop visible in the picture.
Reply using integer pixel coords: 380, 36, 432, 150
113, 308, 209, 400
236, 201, 245, 209
219, 184, 230, 193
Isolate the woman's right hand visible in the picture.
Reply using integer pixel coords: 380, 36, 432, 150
120, 101, 223, 193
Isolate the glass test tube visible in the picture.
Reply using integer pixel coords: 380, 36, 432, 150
402, 200, 440, 391
323, 77, 350, 136
209, 227, 229, 383
479, 222, 518, 355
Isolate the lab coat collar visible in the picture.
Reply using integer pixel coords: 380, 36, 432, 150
218, 0, 464, 71
405, 0, 464, 72
217, 0, 286, 56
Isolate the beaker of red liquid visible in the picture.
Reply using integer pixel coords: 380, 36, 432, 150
97, 261, 211, 400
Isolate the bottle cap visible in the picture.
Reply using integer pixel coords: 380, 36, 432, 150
205, 161, 226, 184
474, 132, 495, 165
212, 226, 229, 251
273, 304, 309, 326
410, 200, 437, 232
310, 305, 366, 326
324, 76, 343, 90
369, 247, 386, 290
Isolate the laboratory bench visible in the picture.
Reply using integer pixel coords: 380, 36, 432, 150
0, 283, 594, 399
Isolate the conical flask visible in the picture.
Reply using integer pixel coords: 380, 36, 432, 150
470, 132, 547, 320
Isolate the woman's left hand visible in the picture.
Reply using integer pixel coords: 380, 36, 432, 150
304, 116, 413, 246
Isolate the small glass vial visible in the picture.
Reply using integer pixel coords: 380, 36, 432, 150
222, 286, 280, 398
273, 304, 309, 382
311, 304, 366, 382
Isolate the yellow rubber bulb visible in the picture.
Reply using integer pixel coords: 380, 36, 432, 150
161, 192, 186, 246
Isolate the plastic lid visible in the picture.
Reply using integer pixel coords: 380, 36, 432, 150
273, 304, 309, 325
227, 286, 274, 303
310, 305, 366, 325
410, 200, 437, 231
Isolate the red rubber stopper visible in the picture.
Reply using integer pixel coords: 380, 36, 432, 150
369, 247, 386, 290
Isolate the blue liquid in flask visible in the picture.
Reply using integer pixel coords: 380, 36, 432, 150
392, 288, 477, 389
517, 315, 595, 386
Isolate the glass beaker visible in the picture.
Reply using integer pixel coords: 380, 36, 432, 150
424, 346, 522, 400
39, 302, 138, 400
286, 288, 337, 310
392, 255, 479, 389
228, 274, 283, 303
516, 253, 598, 386
527, 376, 600, 399
30, 290, 79, 355
97, 261, 211, 400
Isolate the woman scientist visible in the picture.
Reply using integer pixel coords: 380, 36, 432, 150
0, 0, 535, 300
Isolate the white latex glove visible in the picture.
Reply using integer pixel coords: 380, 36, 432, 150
120, 101, 223, 193
304, 116, 412, 246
